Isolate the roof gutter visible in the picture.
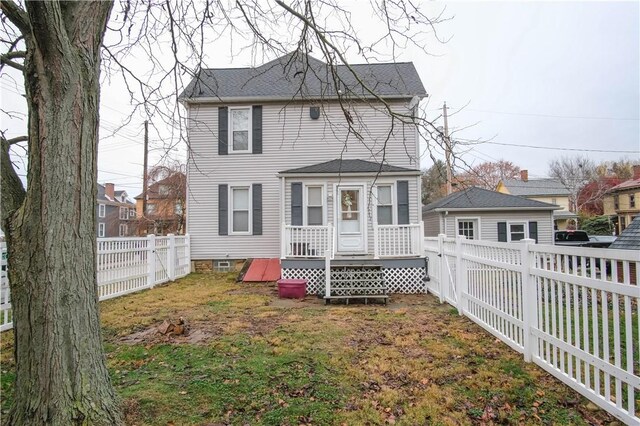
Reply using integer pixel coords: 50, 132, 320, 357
427, 206, 562, 213
277, 171, 421, 178
180, 93, 428, 105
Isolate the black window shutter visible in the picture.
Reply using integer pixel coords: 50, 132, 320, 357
252, 184, 262, 235
218, 184, 228, 235
218, 107, 228, 155
528, 221, 538, 243
497, 222, 507, 242
252, 105, 262, 154
397, 180, 410, 224
291, 182, 303, 226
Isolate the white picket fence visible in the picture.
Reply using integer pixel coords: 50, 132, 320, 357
0, 234, 191, 332
424, 235, 639, 424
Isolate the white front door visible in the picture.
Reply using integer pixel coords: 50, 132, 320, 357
336, 185, 366, 253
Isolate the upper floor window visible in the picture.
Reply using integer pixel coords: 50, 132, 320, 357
614, 195, 619, 210
98, 203, 106, 218
230, 186, 251, 234
98, 223, 105, 238
129, 209, 136, 218
158, 185, 169, 196
376, 185, 393, 225
119, 223, 128, 237
630, 194, 636, 209
229, 107, 251, 153
305, 186, 324, 226
146, 204, 156, 215
175, 202, 183, 215
119, 207, 128, 220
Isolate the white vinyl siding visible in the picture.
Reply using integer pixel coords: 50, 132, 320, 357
431, 211, 554, 245
187, 101, 419, 260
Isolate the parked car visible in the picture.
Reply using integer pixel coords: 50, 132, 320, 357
554, 230, 594, 247
588, 235, 617, 248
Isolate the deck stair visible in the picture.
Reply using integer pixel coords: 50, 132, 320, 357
325, 263, 388, 305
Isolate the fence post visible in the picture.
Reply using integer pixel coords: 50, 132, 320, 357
325, 223, 333, 299
167, 233, 176, 281
455, 235, 466, 315
438, 234, 446, 303
147, 234, 156, 288
419, 221, 425, 254
521, 238, 536, 362
185, 233, 191, 273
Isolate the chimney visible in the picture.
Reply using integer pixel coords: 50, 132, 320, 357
633, 165, 640, 179
520, 170, 528, 182
105, 183, 115, 200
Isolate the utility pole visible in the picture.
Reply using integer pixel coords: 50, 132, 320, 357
142, 120, 149, 219
443, 102, 453, 195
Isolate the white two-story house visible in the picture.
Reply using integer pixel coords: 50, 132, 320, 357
180, 52, 428, 296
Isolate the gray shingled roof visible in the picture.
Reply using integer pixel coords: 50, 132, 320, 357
609, 216, 640, 250
422, 187, 559, 212
280, 159, 419, 175
180, 51, 426, 101
500, 178, 570, 196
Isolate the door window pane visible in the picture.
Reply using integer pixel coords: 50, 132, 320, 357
341, 190, 359, 220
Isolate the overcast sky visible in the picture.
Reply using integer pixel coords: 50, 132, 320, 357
1, 1, 638, 198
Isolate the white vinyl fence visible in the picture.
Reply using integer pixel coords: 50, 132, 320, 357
1, 234, 191, 332
424, 235, 639, 425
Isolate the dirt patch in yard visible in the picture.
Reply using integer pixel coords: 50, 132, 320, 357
119, 320, 221, 345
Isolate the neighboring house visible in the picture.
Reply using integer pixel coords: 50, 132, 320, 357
422, 187, 559, 245
97, 183, 136, 238
180, 51, 427, 293
609, 215, 640, 285
603, 165, 640, 235
134, 172, 186, 236
496, 170, 575, 230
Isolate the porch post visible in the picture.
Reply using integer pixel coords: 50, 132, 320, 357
325, 223, 333, 299
373, 222, 379, 259
281, 223, 287, 259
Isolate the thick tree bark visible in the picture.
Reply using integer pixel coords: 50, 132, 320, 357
2, 1, 123, 424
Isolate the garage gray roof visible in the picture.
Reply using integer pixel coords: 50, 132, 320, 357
280, 159, 419, 175
500, 178, 570, 196
180, 51, 426, 101
422, 187, 559, 212
609, 216, 640, 250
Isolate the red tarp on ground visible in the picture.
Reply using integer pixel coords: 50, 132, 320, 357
242, 258, 281, 282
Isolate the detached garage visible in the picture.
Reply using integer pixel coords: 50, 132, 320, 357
422, 187, 560, 245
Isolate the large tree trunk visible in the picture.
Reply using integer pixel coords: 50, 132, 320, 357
3, 2, 122, 424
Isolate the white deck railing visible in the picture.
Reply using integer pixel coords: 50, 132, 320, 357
424, 235, 639, 424
374, 223, 424, 258
281, 224, 333, 258
1, 234, 191, 331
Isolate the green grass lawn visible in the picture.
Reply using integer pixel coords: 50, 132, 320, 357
0, 273, 618, 425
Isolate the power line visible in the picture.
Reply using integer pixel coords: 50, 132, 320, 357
458, 138, 639, 154
463, 107, 639, 122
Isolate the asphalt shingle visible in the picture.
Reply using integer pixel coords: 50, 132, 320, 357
422, 187, 559, 212
280, 159, 419, 175
501, 178, 570, 196
180, 51, 426, 101
609, 216, 640, 250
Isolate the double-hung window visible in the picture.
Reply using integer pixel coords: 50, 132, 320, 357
457, 219, 477, 239
509, 222, 527, 241
98, 204, 106, 218
119, 207, 128, 220
230, 186, 251, 233
98, 223, 105, 237
119, 224, 128, 237
305, 186, 324, 225
229, 107, 251, 153
376, 185, 393, 225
